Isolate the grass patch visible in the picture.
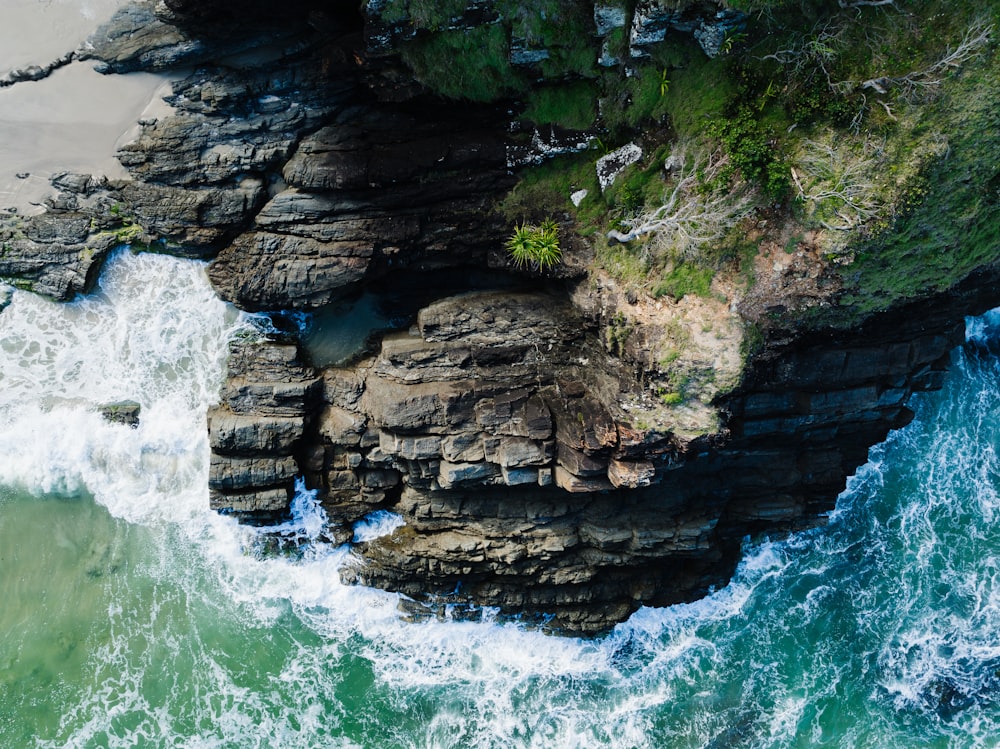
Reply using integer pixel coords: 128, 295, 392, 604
499, 0, 599, 79
521, 81, 598, 129
499, 150, 603, 225
600, 65, 673, 137
822, 6, 1000, 324
399, 25, 525, 101
656, 36, 734, 138
594, 242, 650, 288
653, 263, 715, 300
380, 0, 471, 29
602, 146, 673, 217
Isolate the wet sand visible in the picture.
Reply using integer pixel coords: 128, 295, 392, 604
0, 1, 174, 213
0, 63, 172, 213
0, 0, 126, 77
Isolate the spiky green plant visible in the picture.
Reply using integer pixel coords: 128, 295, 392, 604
506, 220, 562, 270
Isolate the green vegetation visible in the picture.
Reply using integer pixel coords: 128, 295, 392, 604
605, 312, 631, 357
653, 263, 714, 300
708, 106, 788, 199
112, 221, 144, 246
92, 204, 152, 251
833, 40, 1000, 323
499, 151, 601, 226
505, 219, 562, 270
599, 64, 673, 136
1, 277, 34, 292
380, 0, 470, 29
521, 82, 598, 130
393, 0, 1000, 331
659, 389, 684, 406
400, 25, 523, 101
497, 0, 598, 79
397, 0, 600, 103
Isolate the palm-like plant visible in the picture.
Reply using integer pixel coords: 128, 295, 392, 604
506, 220, 562, 270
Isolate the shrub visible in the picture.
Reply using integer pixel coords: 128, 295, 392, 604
709, 106, 789, 199
506, 219, 562, 269
653, 263, 715, 300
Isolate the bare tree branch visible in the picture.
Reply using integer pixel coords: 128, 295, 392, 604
856, 19, 993, 101
839, 0, 896, 8
607, 144, 756, 259
795, 138, 883, 231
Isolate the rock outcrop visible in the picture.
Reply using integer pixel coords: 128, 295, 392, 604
204, 268, 1000, 634
207, 103, 514, 310
208, 338, 322, 522
100, 400, 142, 428
0, 174, 125, 300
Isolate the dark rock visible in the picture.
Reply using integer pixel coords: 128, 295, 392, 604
82, 2, 202, 73
628, 1, 744, 59
208, 232, 374, 310
81, 0, 320, 74
207, 339, 320, 522
99, 400, 141, 428
17, 0, 995, 636
209, 454, 299, 491
208, 103, 513, 311
0, 213, 117, 301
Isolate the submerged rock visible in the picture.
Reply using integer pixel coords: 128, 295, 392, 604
99, 400, 141, 428
0, 284, 14, 312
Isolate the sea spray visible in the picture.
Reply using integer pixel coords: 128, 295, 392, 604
0, 251, 248, 522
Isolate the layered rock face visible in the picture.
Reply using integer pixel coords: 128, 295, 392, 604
207, 104, 513, 310
208, 340, 321, 521
3, 0, 512, 302
208, 271, 998, 634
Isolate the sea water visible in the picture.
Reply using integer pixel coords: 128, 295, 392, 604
3, 252, 1000, 748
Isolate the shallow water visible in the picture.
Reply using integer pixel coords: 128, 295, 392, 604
3, 252, 1000, 748
298, 292, 406, 368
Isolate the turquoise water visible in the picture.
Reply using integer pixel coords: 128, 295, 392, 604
2, 251, 1000, 747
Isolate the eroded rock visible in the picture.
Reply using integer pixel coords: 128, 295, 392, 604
207, 339, 320, 522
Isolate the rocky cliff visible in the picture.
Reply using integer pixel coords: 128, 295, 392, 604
3, 0, 999, 634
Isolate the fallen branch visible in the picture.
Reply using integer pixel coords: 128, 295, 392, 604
856, 19, 993, 101
838, 0, 896, 7
877, 99, 897, 120
795, 138, 883, 231
608, 144, 755, 259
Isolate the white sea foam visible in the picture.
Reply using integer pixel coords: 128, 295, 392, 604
0, 251, 246, 524
352, 509, 406, 543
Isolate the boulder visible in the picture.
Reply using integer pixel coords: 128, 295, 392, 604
99, 400, 141, 428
